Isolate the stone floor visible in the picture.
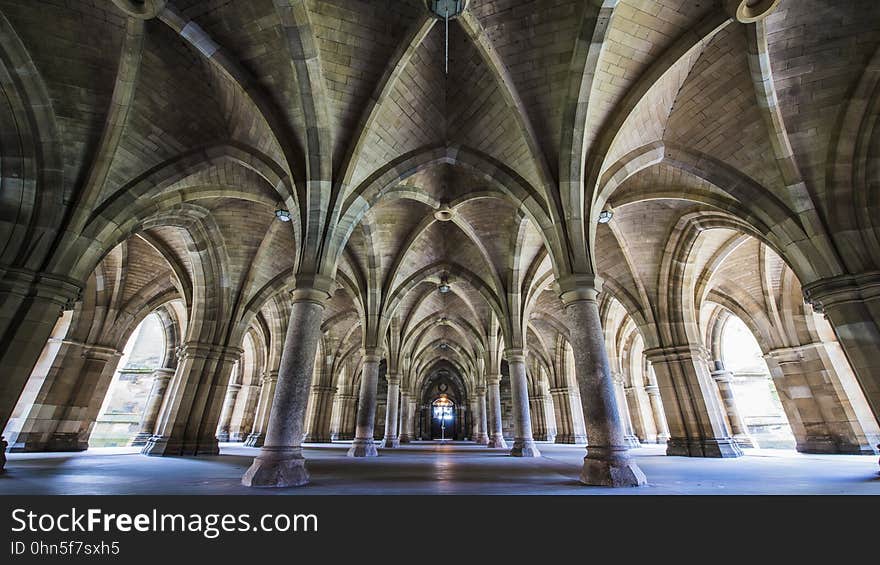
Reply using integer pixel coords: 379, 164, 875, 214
1, 441, 878, 495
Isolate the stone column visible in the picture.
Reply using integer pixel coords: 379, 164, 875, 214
710, 360, 755, 448
474, 386, 489, 444
803, 274, 880, 429
303, 385, 335, 443
643, 344, 741, 458
381, 374, 401, 448
131, 368, 175, 446
335, 393, 358, 440
348, 348, 383, 457
764, 343, 880, 454
398, 390, 412, 444
229, 383, 261, 442
613, 373, 641, 448
242, 281, 331, 487
625, 382, 657, 443
244, 371, 277, 447
560, 276, 646, 486
142, 343, 242, 456
645, 384, 670, 443
550, 386, 586, 444
505, 349, 541, 457
486, 375, 508, 448
407, 398, 418, 441
530, 393, 548, 441
215, 379, 242, 443
543, 390, 557, 442
0, 270, 81, 463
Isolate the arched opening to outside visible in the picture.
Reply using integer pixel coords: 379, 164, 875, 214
88, 313, 166, 447
431, 395, 455, 440
719, 315, 795, 450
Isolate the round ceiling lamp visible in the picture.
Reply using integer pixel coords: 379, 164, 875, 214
597, 210, 613, 224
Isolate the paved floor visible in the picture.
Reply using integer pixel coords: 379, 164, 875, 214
1, 441, 878, 495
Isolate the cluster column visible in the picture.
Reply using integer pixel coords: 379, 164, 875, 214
643, 344, 741, 458
612, 372, 641, 448
505, 349, 540, 457
709, 360, 754, 448
644, 383, 671, 443
303, 385, 336, 443
485, 374, 508, 448
242, 279, 332, 487
381, 373, 401, 448
131, 367, 176, 446
244, 371, 277, 447
474, 386, 489, 444
559, 276, 646, 486
215, 360, 242, 442
398, 390, 412, 443
347, 347, 383, 457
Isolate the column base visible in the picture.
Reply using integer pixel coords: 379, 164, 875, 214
473, 433, 489, 445
796, 438, 880, 455
733, 434, 756, 449
580, 448, 647, 487
655, 433, 670, 444
510, 439, 541, 457
141, 435, 220, 456
7, 432, 89, 453
244, 433, 265, 448
487, 434, 508, 448
241, 447, 309, 488
216, 432, 230, 442
398, 434, 411, 444
554, 434, 587, 445
347, 438, 378, 457
666, 437, 743, 458
381, 437, 400, 448
228, 432, 245, 442
623, 435, 641, 448
130, 432, 152, 447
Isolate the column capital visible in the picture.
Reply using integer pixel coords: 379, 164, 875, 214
310, 384, 335, 394
150, 367, 176, 380
764, 342, 824, 364
77, 343, 121, 361
643, 344, 710, 365
556, 273, 602, 305
385, 372, 400, 385
504, 348, 527, 363
0, 267, 82, 310
360, 347, 384, 363
261, 370, 279, 384
644, 384, 660, 396
802, 271, 880, 314
486, 373, 502, 385
178, 342, 244, 363
475, 385, 487, 395
290, 273, 335, 305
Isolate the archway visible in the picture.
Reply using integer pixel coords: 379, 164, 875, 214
717, 314, 795, 449
89, 313, 166, 447
418, 367, 469, 441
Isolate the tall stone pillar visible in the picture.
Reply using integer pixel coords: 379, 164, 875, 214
0, 270, 81, 448
645, 384, 670, 443
474, 386, 489, 444
142, 343, 242, 456
335, 393, 357, 440
803, 274, 880, 430
643, 344, 741, 458
381, 374, 401, 448
303, 385, 335, 443
710, 360, 755, 448
242, 281, 331, 487
348, 348, 382, 457
505, 349, 541, 457
407, 398, 418, 441
486, 375, 508, 448
7, 343, 121, 452
131, 367, 175, 446
559, 276, 646, 486
612, 373, 641, 448
398, 390, 412, 443
543, 389, 557, 442
764, 343, 880, 454
215, 379, 242, 443
244, 371, 277, 447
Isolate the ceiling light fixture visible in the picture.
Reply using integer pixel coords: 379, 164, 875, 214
597, 210, 613, 224
438, 274, 451, 294
274, 204, 292, 222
